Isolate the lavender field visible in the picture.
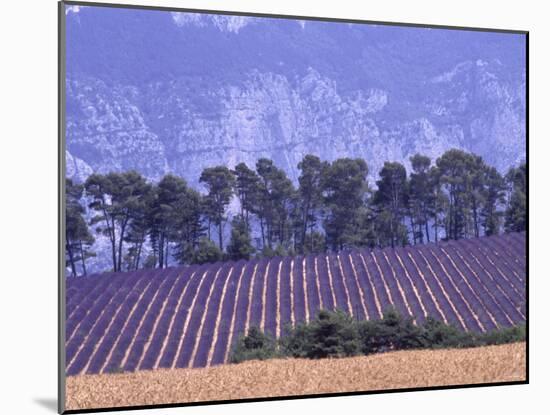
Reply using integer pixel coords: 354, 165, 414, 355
65, 232, 526, 376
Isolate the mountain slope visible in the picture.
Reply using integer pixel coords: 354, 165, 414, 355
65, 6, 526, 185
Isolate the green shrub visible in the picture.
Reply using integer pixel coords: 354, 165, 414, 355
260, 244, 291, 258
279, 322, 311, 358
421, 317, 477, 349
190, 238, 223, 265
230, 309, 526, 365
106, 366, 125, 374
230, 326, 278, 364
357, 308, 426, 354
476, 324, 526, 346
282, 309, 360, 359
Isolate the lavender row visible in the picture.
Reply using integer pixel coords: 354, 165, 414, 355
66, 232, 526, 374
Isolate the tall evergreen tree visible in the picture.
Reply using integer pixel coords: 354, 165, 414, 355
436, 149, 475, 240
429, 166, 447, 243
322, 158, 369, 251
85, 171, 152, 272
66, 178, 95, 276
481, 166, 506, 236
227, 215, 256, 261
408, 154, 433, 244
123, 210, 150, 271
373, 162, 409, 248
464, 154, 487, 238
233, 162, 261, 230
504, 162, 527, 232
297, 155, 328, 252
255, 158, 295, 249
200, 166, 236, 250
172, 187, 205, 265
148, 175, 191, 268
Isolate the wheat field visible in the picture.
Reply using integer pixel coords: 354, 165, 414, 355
66, 342, 526, 411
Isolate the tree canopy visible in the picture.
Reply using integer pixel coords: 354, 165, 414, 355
66, 150, 526, 276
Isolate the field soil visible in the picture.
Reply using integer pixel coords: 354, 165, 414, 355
66, 342, 526, 411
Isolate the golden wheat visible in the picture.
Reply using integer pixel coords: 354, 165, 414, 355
66, 342, 526, 411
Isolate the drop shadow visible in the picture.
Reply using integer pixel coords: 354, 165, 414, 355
34, 398, 57, 413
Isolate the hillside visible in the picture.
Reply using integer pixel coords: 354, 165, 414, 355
65, 6, 526, 185
64, 5, 527, 276
65, 232, 526, 376
65, 341, 526, 410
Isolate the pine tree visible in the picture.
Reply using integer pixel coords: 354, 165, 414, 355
148, 174, 191, 268
426, 166, 448, 242
481, 166, 506, 236
504, 162, 527, 232
200, 166, 236, 250
297, 155, 328, 253
172, 187, 205, 265
436, 149, 475, 240
373, 162, 409, 247
322, 158, 369, 251
227, 215, 255, 261
66, 178, 95, 276
233, 162, 261, 229
255, 158, 295, 249
85, 171, 152, 272
408, 154, 433, 244
464, 154, 487, 238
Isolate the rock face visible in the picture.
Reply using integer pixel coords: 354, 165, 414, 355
64, 6, 526, 274
65, 6, 526, 186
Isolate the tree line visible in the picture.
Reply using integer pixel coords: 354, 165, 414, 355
66, 149, 526, 276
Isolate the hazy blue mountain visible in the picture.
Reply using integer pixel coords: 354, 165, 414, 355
64, 6, 526, 274
65, 6, 526, 186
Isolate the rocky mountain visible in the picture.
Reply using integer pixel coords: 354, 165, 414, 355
65, 6, 526, 187
64, 6, 526, 274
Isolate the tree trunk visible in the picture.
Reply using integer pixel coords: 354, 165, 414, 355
108, 221, 117, 272
79, 240, 87, 276
301, 200, 311, 250
409, 215, 416, 245
280, 215, 287, 247
117, 218, 128, 272
424, 212, 430, 243
159, 232, 165, 269
218, 220, 223, 251
472, 200, 479, 238
135, 241, 143, 270
390, 218, 395, 248
260, 218, 265, 249
101, 203, 117, 273
266, 219, 273, 249
449, 191, 455, 240
66, 241, 77, 277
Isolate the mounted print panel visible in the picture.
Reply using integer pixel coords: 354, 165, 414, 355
59, 1, 527, 413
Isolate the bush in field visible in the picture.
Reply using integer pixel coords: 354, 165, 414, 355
279, 322, 310, 358
230, 326, 278, 364
306, 309, 361, 358
190, 238, 223, 265
282, 309, 360, 359
357, 308, 426, 354
476, 324, 526, 346
421, 317, 477, 349
231, 309, 525, 365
